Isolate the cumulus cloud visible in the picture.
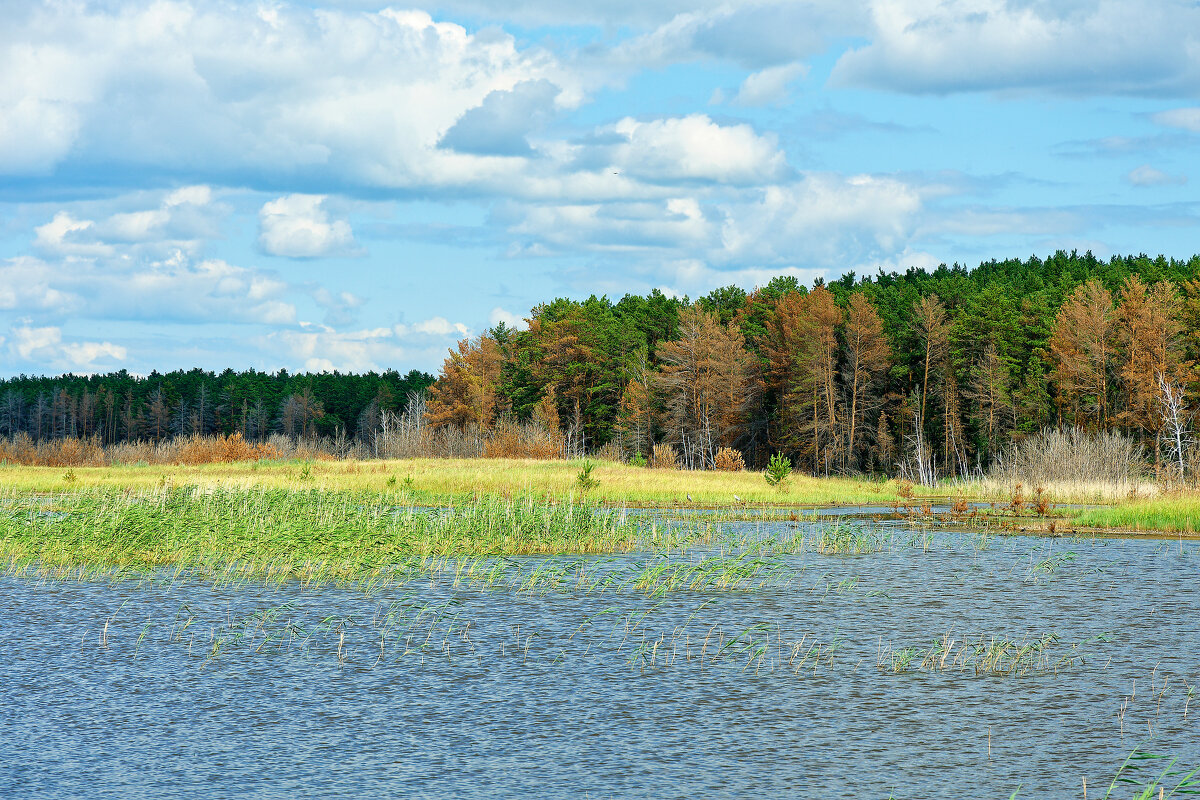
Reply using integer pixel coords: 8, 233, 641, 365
260, 317, 470, 373
0, 4, 576, 191
830, 0, 1200, 95
439, 79, 560, 156
718, 173, 923, 266
6, 323, 126, 372
33, 213, 113, 257
32, 186, 221, 257
601, 115, 787, 185
511, 196, 715, 252
258, 195, 360, 258
1126, 165, 1187, 187
410, 317, 470, 337
615, 2, 858, 70
1, 250, 295, 327
729, 63, 809, 106
0, 257, 81, 313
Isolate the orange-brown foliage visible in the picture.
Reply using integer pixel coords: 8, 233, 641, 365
713, 447, 746, 472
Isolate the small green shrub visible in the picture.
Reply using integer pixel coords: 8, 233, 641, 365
764, 453, 791, 490
576, 459, 600, 492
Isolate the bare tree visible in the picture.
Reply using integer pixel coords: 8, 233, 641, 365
1157, 371, 1192, 481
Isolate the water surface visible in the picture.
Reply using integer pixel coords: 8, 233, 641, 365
3, 520, 1197, 798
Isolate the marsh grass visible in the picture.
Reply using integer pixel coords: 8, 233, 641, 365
815, 522, 885, 555
878, 631, 1104, 676
0, 487, 644, 581
1102, 747, 1200, 798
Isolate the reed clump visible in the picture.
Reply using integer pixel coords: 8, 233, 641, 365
0, 487, 642, 579
987, 427, 1153, 500
878, 631, 1098, 676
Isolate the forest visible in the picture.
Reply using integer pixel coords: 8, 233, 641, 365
4, 250, 1200, 479
424, 250, 1200, 479
0, 367, 433, 445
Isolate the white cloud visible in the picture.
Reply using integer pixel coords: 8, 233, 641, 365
412, 317, 470, 337
1127, 165, 1187, 187
61, 341, 128, 368
32, 186, 221, 257
34, 213, 113, 257
1, 251, 295, 327
488, 307, 527, 330
730, 63, 808, 106
605, 115, 787, 185
831, 0, 1200, 95
13, 324, 61, 360
1151, 107, 1200, 133
0, 4, 574, 190
718, 173, 923, 266
439, 79, 560, 156
660, 259, 827, 296
511, 196, 716, 252
6, 323, 125, 372
258, 195, 360, 258
260, 320, 467, 373
613, 2, 858, 70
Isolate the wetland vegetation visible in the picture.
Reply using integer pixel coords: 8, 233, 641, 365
2, 473, 1198, 797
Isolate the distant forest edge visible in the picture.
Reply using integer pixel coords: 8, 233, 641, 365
5, 250, 1200, 479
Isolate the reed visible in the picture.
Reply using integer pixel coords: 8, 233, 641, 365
0, 487, 643, 580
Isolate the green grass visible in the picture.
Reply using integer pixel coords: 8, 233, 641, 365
1066, 495, 1200, 534
0, 487, 644, 582
5, 456, 1200, 534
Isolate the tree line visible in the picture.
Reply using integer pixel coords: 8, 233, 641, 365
0, 368, 434, 445
424, 250, 1200, 477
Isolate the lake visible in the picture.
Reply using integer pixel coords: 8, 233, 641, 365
2, 517, 1198, 798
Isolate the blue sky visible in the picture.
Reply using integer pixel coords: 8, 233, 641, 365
2, 0, 1199, 377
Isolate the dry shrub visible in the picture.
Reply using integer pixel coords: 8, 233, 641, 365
1010, 482, 1026, 513
1033, 485, 1051, 516
481, 419, 564, 460
592, 441, 624, 464
990, 427, 1146, 496
172, 433, 282, 465
712, 447, 746, 472
651, 443, 679, 470
0, 434, 105, 466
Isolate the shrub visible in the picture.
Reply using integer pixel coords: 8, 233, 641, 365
713, 447, 746, 472
651, 443, 679, 470
576, 459, 599, 492
990, 427, 1144, 492
764, 453, 792, 490
592, 441, 624, 464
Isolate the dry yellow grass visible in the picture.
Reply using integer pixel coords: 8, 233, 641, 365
0, 457, 904, 506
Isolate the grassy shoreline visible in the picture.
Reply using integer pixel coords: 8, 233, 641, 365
3, 457, 1200, 536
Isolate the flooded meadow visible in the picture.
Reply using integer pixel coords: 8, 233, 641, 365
3, 503, 1198, 798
